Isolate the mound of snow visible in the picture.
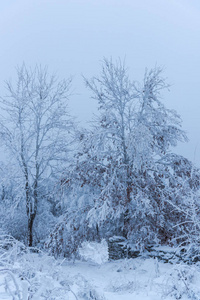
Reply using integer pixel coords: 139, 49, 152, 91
79, 240, 108, 264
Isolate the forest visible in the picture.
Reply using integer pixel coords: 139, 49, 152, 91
0, 59, 200, 299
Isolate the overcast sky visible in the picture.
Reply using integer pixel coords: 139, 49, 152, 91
0, 0, 200, 165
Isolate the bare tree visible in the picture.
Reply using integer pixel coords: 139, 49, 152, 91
0, 65, 74, 246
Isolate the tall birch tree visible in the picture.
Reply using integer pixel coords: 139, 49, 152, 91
0, 65, 73, 246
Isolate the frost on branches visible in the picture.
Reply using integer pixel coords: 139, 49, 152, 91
0, 65, 74, 247
47, 59, 200, 257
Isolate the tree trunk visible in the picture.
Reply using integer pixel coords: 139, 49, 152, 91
28, 214, 35, 247
123, 166, 132, 238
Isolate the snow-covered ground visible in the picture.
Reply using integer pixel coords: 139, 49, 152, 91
0, 238, 200, 299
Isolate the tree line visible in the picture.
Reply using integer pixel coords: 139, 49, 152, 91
0, 59, 199, 257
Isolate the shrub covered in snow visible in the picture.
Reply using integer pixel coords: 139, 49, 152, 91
162, 264, 200, 299
0, 235, 106, 299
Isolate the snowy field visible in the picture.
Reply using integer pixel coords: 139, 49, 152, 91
0, 238, 200, 300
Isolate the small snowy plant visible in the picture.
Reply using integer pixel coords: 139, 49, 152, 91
162, 264, 200, 299
0, 235, 106, 300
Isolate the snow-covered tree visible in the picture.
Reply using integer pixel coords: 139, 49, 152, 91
0, 65, 74, 246
82, 60, 187, 238
47, 59, 200, 258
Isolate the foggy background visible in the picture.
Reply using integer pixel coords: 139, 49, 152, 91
0, 0, 200, 165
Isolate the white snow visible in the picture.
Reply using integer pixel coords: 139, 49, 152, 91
0, 246, 200, 299
78, 239, 108, 265
0, 237, 199, 299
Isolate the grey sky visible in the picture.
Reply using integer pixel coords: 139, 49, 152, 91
0, 0, 200, 165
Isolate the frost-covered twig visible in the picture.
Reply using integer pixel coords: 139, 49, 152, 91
1, 269, 22, 300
